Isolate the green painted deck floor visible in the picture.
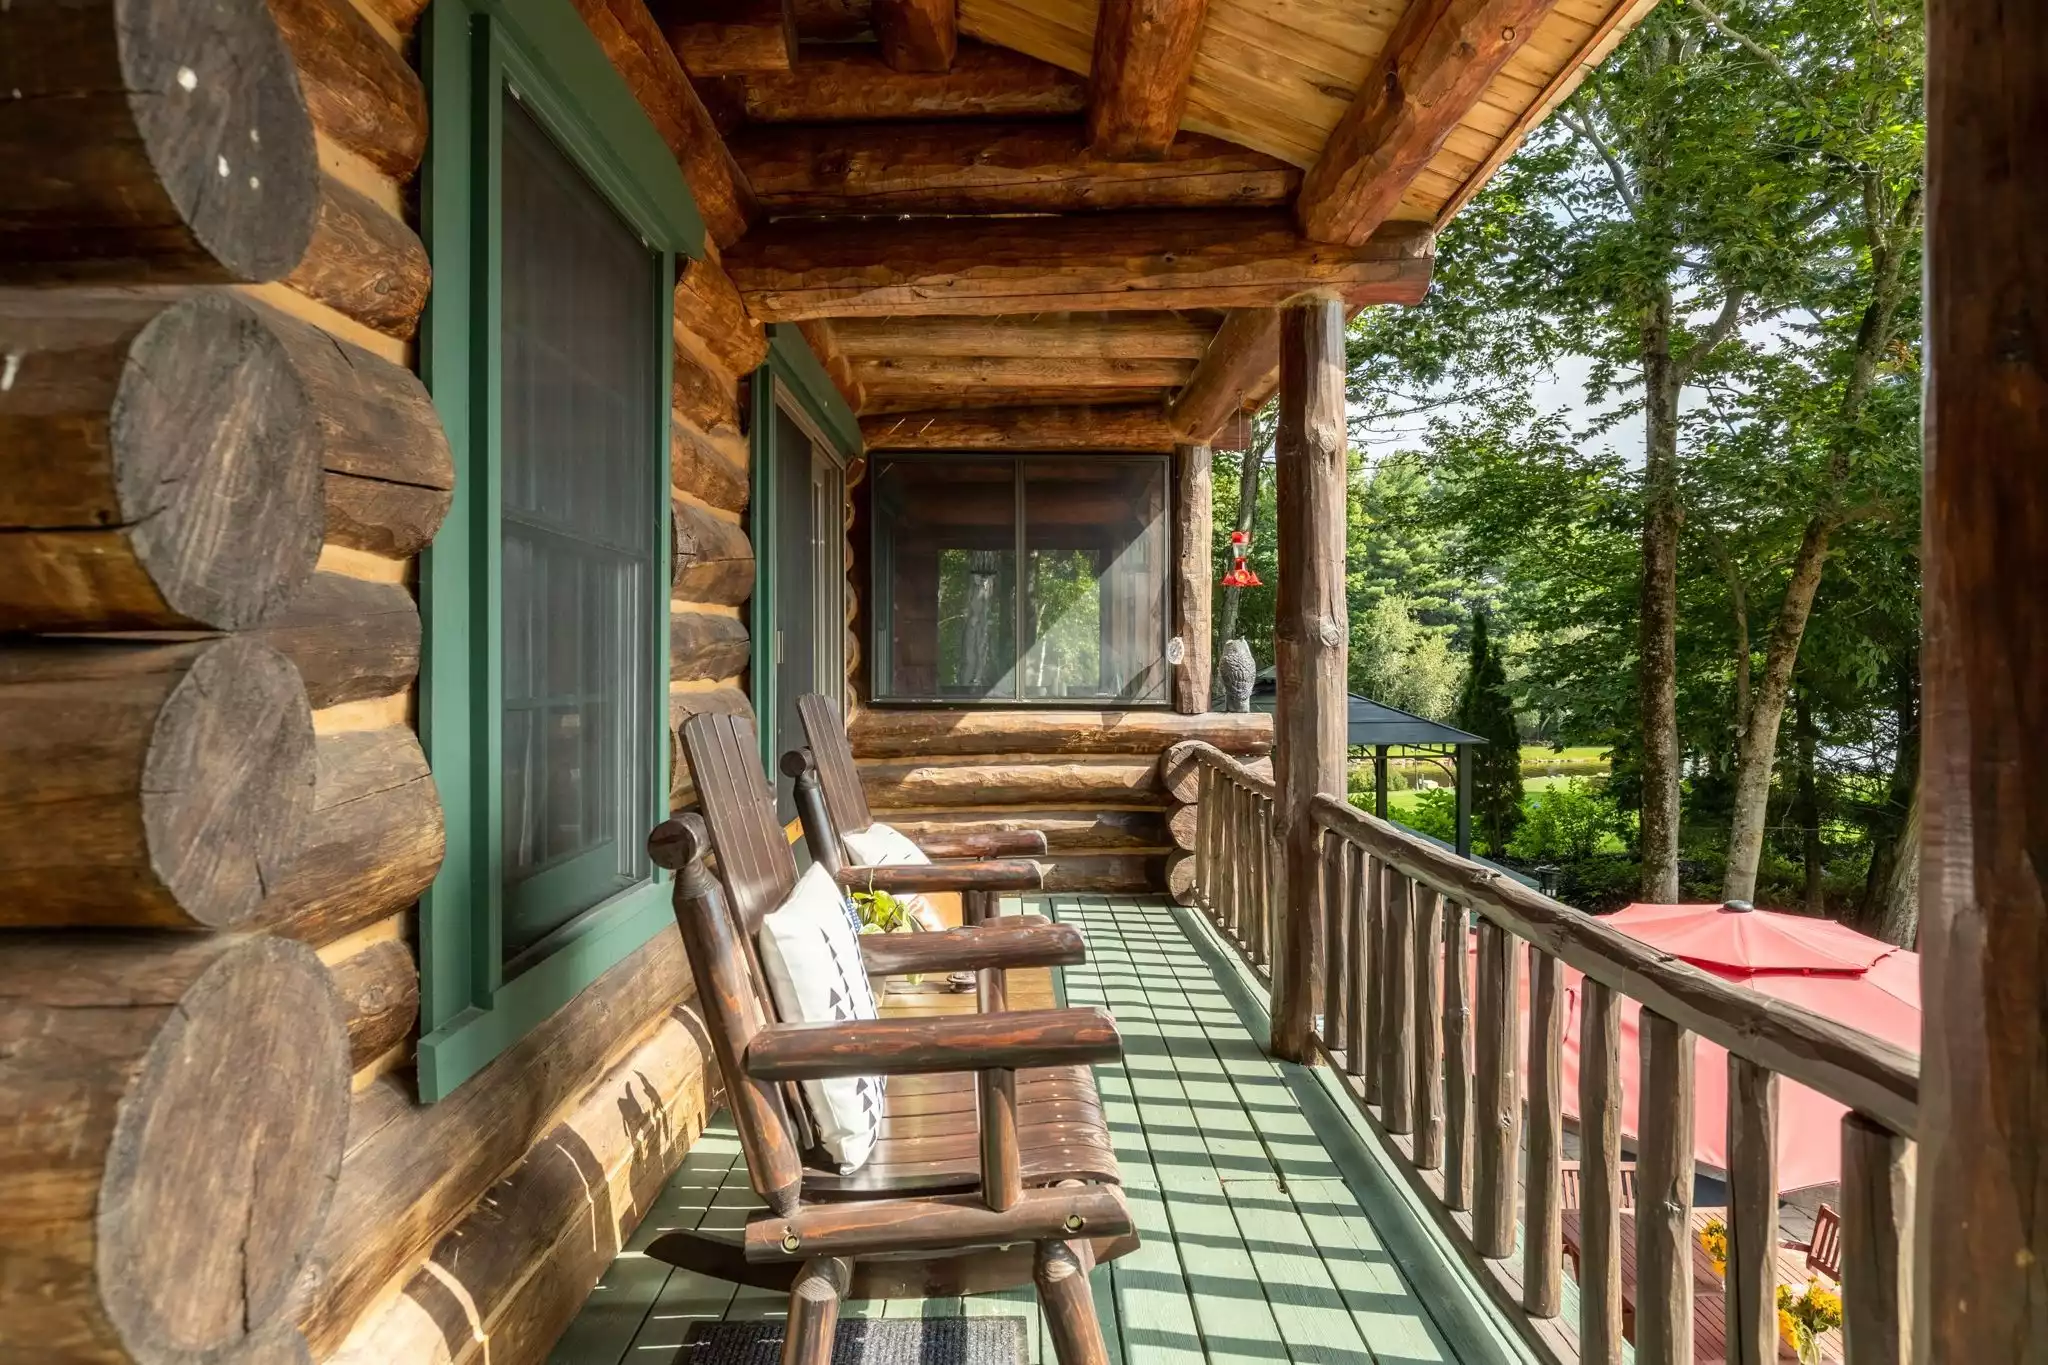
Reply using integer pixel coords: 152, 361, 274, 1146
549, 897, 1525, 1365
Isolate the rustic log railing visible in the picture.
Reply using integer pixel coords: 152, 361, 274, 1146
1181, 742, 1919, 1365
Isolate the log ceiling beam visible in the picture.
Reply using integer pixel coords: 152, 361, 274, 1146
873, 0, 957, 72
1298, 0, 1564, 246
861, 405, 1179, 450
1087, 0, 1213, 160
725, 211, 1434, 320
1167, 307, 1280, 441
732, 122, 1297, 215
660, 0, 797, 75
737, 41, 1085, 122
796, 319, 867, 414
853, 355, 1194, 391
859, 387, 1176, 414
830, 314, 1216, 361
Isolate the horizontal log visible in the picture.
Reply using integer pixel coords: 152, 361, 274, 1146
891, 808, 1170, 852
676, 256, 768, 375
674, 422, 752, 513
861, 404, 1178, 451
1159, 735, 1272, 800
874, 0, 956, 72
1042, 852, 1167, 893
324, 1004, 713, 1365
571, 0, 758, 247
1167, 802, 1199, 850
0, 0, 319, 284
295, 924, 694, 1357
859, 920, 1086, 976
672, 498, 756, 604
262, 302, 454, 557
836, 859, 1042, 894
747, 1183, 1132, 1261
748, 1007, 1120, 1080
0, 932, 348, 1364
268, 0, 429, 177
0, 290, 324, 631
671, 608, 751, 682
739, 40, 1085, 121
673, 342, 743, 435
851, 706, 1274, 757
832, 313, 1215, 361
665, 0, 796, 75
861, 387, 1173, 415
733, 122, 1297, 214
253, 571, 419, 708
329, 935, 419, 1071
800, 317, 868, 414
854, 354, 1195, 392
0, 639, 316, 930
725, 212, 1435, 319
1168, 307, 1280, 441
284, 173, 431, 339
260, 726, 444, 946
864, 757, 1169, 808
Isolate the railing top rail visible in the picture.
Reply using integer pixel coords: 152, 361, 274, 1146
1186, 739, 1277, 798
1294, 790, 1918, 1135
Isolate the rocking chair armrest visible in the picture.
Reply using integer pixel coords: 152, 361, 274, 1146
834, 859, 1043, 894
916, 829, 1049, 860
858, 920, 1085, 977
745, 1007, 1121, 1081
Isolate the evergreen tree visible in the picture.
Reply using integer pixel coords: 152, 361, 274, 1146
1456, 610, 1525, 855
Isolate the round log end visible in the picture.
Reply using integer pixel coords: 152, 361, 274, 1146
1160, 740, 1205, 803
142, 639, 317, 928
116, 294, 325, 629
119, 0, 320, 281
97, 936, 348, 1362
1165, 852, 1197, 905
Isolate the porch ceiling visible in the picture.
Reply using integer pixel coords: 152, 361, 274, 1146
658, 0, 1656, 445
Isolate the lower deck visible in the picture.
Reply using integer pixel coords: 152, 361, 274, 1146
549, 896, 1531, 1365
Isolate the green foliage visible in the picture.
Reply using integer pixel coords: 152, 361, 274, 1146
852, 888, 914, 933
1455, 610, 1526, 854
1401, 787, 1460, 845
1508, 780, 1630, 862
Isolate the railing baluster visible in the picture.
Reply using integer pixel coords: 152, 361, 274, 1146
1361, 855, 1383, 1105
1413, 886, 1445, 1170
1254, 794, 1272, 965
1524, 947, 1565, 1316
1637, 1009, 1697, 1364
1579, 979, 1624, 1365
1726, 1056, 1779, 1365
1473, 920, 1522, 1257
1344, 841, 1367, 1075
1841, 1112, 1913, 1365
1219, 779, 1236, 937
1442, 895, 1473, 1210
1197, 763, 1215, 912
1232, 782, 1249, 946
1320, 828, 1347, 1057
1382, 874, 1417, 1134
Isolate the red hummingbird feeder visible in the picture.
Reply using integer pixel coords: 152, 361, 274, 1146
1219, 529, 1262, 587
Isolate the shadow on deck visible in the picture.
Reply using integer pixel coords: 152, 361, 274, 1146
550, 896, 1537, 1365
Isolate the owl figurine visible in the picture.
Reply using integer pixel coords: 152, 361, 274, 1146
1219, 638, 1256, 713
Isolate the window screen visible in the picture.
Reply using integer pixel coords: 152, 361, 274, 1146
498, 92, 657, 962
872, 457, 1169, 704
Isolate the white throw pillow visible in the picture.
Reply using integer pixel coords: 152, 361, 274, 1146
842, 821, 944, 932
755, 861, 882, 1172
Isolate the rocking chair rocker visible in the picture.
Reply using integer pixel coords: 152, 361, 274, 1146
643, 710, 1135, 1365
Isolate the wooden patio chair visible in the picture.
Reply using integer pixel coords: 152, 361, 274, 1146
1805, 1202, 1842, 1279
791, 692, 1048, 924
642, 710, 1135, 1365
1560, 1160, 1636, 1212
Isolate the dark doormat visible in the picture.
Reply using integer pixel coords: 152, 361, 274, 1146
682, 1317, 1029, 1365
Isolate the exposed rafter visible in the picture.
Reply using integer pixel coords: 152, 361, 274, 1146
830, 314, 1216, 361
861, 405, 1180, 450
659, 0, 797, 75
1297, 0, 1564, 245
1086, 0, 1212, 159
726, 212, 1434, 320
1167, 308, 1279, 441
732, 122, 1297, 214
737, 40, 1085, 121
873, 0, 957, 72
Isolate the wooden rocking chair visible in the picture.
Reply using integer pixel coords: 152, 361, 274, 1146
643, 710, 1135, 1365
791, 692, 1048, 924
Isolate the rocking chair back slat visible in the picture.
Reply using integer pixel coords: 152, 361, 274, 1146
798, 692, 876, 838
684, 710, 798, 934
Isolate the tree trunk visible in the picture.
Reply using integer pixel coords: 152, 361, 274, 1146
1638, 288, 1684, 903
960, 549, 1004, 690
1215, 445, 1263, 654
1797, 693, 1823, 914
1852, 656, 1920, 945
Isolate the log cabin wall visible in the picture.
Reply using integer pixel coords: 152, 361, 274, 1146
0, 1, 739, 1361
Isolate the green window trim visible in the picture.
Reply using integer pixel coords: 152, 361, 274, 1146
749, 326, 863, 773
417, 0, 702, 1102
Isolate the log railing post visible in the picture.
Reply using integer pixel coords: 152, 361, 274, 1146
1636, 1009, 1697, 1364
1320, 828, 1349, 1055
1473, 920, 1521, 1257
1442, 896, 1474, 1211
1578, 978, 1624, 1365
1413, 886, 1445, 1170
1269, 296, 1347, 1062
1524, 947, 1564, 1316
1726, 1057, 1780, 1365
1344, 842, 1368, 1074
1841, 1112, 1913, 1365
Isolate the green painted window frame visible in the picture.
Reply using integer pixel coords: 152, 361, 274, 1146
749, 325, 863, 773
417, 0, 703, 1102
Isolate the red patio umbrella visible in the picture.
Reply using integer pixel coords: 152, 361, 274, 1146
1482, 901, 1920, 1192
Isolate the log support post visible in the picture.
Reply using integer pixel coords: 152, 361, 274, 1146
1918, 1, 2048, 1359
1173, 443, 1213, 713
1269, 298, 1347, 1062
